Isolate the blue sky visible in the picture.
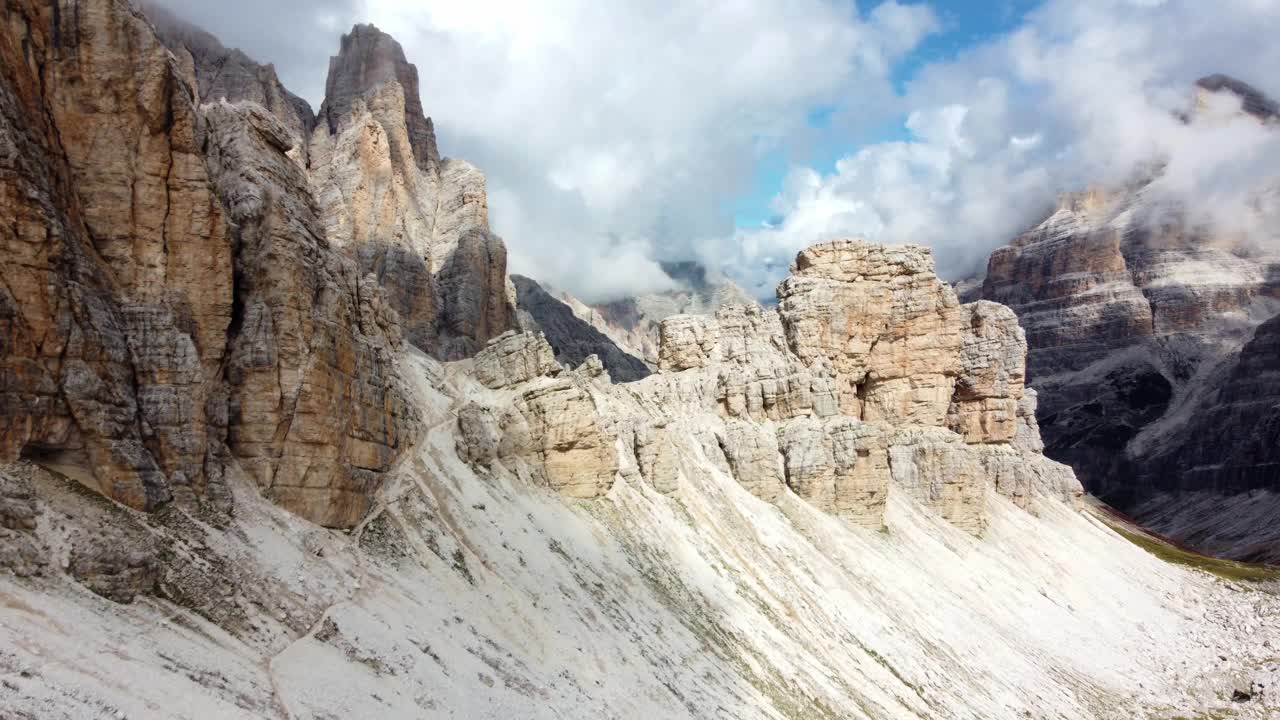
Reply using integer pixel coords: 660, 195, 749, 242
730, 0, 1043, 230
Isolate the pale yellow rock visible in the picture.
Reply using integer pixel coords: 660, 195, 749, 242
778, 239, 963, 425
637, 239, 1081, 534
825, 418, 891, 528
947, 301, 1027, 444
632, 422, 681, 495
473, 331, 562, 389
512, 379, 618, 499
657, 315, 718, 371
718, 421, 786, 502
888, 428, 988, 535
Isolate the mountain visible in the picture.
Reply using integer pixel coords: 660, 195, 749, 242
510, 274, 653, 383
978, 75, 1280, 562
0, 0, 518, 528
2, 3, 1279, 719
551, 261, 758, 369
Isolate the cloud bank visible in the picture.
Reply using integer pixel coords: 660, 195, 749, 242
719, 0, 1280, 293
149, 0, 1280, 301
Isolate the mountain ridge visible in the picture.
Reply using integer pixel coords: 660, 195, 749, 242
1, 4, 1278, 719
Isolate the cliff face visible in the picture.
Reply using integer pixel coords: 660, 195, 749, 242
6, 6, 1280, 719
979, 76, 1280, 559
1, 0, 237, 512
11, 239, 1276, 720
0, 0, 524, 528
151, 17, 515, 360
463, 240, 1080, 538
983, 187, 1280, 498
309, 24, 514, 359
554, 261, 757, 369
142, 1, 316, 162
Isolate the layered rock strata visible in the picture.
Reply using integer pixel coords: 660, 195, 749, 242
458, 240, 1081, 535
0, 0, 466, 528
143, 1, 316, 162
980, 94, 1280, 515
309, 24, 514, 359
561, 260, 757, 367
150, 15, 515, 361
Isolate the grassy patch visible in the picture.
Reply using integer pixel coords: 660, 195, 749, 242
1100, 517, 1280, 584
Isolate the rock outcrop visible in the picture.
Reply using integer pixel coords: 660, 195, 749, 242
142, 1, 316, 161
12, 9, 1256, 720
462, 332, 618, 497
984, 188, 1280, 505
473, 331, 562, 389
319, 24, 440, 174
202, 100, 417, 527
458, 240, 1080, 535
1, 0, 234, 512
512, 275, 652, 383
0, 0, 423, 528
309, 24, 514, 359
560, 260, 757, 368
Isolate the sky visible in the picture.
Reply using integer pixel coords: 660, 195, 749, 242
150, 0, 1280, 302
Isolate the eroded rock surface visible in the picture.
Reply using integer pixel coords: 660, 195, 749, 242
458, 239, 1080, 534
642, 240, 1078, 533
309, 24, 514, 359
978, 77, 1280, 558
561, 261, 757, 368
0, 0, 419, 528
143, 1, 316, 162
202, 100, 418, 528
512, 275, 651, 383
473, 331, 562, 389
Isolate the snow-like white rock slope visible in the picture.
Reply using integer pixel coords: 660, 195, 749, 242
1, 351, 1277, 720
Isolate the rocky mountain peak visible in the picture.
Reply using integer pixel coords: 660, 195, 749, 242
4, 5, 1280, 718
1195, 73, 1280, 121
320, 23, 440, 172
658, 260, 710, 290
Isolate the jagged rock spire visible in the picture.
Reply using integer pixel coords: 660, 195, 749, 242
320, 23, 441, 172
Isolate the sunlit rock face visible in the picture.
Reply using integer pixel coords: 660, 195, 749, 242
309, 24, 514, 360
458, 240, 1080, 536
0, 1, 509, 527
8, 8, 1280, 720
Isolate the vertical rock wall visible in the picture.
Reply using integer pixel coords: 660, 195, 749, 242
0, 0, 422, 528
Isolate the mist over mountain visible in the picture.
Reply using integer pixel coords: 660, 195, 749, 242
3, 2, 1280, 719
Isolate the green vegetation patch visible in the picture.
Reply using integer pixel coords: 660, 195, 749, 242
1102, 519, 1280, 584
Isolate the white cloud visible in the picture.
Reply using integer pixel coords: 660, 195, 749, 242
150, 0, 1280, 301
721, 0, 1280, 294
349, 0, 939, 301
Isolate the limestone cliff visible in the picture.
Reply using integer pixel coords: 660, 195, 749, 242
309, 24, 515, 359
558, 260, 757, 368
6, 6, 1279, 720
142, 1, 316, 163
462, 240, 1081, 537
979, 75, 1280, 560
0, 0, 477, 528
